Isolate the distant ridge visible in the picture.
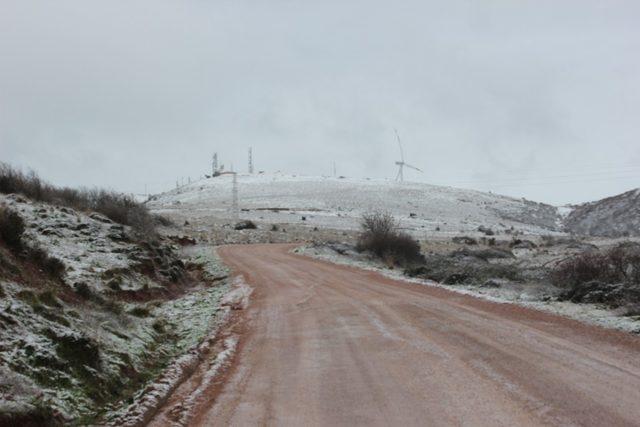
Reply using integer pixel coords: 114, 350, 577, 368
564, 188, 640, 237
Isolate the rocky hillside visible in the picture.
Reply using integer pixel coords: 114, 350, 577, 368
564, 188, 640, 237
0, 194, 229, 425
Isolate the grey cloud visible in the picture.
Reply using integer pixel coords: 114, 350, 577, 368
2, 0, 639, 204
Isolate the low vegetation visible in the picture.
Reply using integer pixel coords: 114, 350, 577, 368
553, 242, 640, 308
0, 206, 25, 249
234, 219, 257, 230
0, 162, 160, 235
356, 212, 423, 266
552, 242, 640, 287
405, 248, 522, 286
0, 206, 66, 280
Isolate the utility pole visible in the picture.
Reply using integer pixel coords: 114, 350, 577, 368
232, 172, 239, 222
248, 147, 254, 174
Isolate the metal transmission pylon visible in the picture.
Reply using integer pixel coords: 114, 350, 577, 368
393, 128, 423, 182
232, 172, 239, 222
212, 153, 218, 175
248, 147, 254, 174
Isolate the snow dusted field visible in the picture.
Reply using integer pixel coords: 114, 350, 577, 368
148, 173, 563, 237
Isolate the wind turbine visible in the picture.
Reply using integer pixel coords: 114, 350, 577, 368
393, 128, 423, 182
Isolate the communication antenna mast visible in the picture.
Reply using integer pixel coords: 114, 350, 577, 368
212, 153, 218, 175
248, 147, 254, 174
232, 172, 239, 222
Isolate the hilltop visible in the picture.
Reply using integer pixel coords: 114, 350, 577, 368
148, 173, 563, 237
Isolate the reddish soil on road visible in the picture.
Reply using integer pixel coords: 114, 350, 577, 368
155, 244, 640, 426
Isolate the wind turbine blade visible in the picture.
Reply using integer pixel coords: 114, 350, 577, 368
403, 163, 423, 173
393, 128, 404, 162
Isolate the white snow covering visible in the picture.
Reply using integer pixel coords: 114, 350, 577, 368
0, 194, 232, 422
1, 193, 153, 293
220, 276, 253, 311
148, 173, 563, 236
161, 335, 238, 427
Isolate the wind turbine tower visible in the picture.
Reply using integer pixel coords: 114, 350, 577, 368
393, 128, 423, 182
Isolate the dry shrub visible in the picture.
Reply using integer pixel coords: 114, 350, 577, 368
0, 207, 25, 249
0, 163, 155, 235
357, 212, 423, 266
234, 220, 257, 230
153, 214, 174, 227
29, 246, 66, 280
552, 242, 640, 287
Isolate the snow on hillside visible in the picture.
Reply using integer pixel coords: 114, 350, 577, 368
148, 173, 562, 236
0, 194, 230, 423
565, 188, 640, 237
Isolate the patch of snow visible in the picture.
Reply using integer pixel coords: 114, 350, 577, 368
220, 276, 253, 311
162, 335, 238, 426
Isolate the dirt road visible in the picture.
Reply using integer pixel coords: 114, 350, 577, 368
155, 244, 640, 426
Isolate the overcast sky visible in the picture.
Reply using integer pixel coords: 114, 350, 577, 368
2, 0, 639, 205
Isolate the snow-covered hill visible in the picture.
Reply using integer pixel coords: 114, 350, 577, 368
565, 188, 640, 237
148, 173, 562, 236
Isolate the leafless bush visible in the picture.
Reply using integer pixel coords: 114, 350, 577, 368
357, 212, 423, 266
0, 162, 155, 235
360, 211, 398, 237
552, 242, 640, 287
0, 207, 25, 249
